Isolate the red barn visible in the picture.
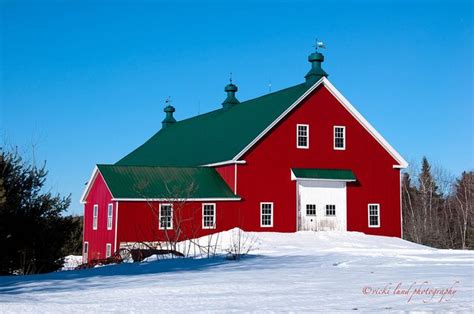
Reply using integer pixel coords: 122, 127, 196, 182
80, 50, 407, 262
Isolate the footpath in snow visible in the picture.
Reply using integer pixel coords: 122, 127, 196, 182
0, 230, 473, 313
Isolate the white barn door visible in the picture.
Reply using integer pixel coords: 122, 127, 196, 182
297, 180, 347, 231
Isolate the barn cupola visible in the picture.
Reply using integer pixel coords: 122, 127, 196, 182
222, 74, 240, 110
305, 49, 328, 86
161, 100, 176, 129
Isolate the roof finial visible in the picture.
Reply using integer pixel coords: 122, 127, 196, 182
268, 80, 272, 93
162, 97, 176, 129
314, 38, 326, 51
222, 74, 239, 110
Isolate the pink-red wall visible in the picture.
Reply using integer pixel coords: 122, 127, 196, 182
236, 85, 401, 236
83, 173, 117, 261
215, 164, 235, 193
116, 200, 243, 244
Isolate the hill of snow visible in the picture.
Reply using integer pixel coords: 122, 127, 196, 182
0, 230, 472, 312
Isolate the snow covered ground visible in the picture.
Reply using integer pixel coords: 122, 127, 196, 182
0, 230, 473, 313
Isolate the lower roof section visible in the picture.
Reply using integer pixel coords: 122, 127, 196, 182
291, 168, 356, 182
97, 164, 240, 201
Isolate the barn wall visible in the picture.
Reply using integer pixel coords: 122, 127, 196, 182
237, 85, 402, 237
215, 164, 235, 193
116, 200, 243, 244
83, 172, 117, 261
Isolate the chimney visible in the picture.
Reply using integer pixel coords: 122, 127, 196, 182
161, 103, 176, 129
222, 76, 240, 110
305, 51, 328, 85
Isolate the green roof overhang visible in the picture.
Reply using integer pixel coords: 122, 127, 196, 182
96, 165, 240, 201
291, 168, 356, 182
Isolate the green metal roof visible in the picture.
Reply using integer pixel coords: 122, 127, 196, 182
291, 168, 356, 181
97, 164, 239, 199
116, 83, 310, 166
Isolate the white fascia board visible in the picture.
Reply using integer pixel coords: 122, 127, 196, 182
230, 77, 407, 168
202, 160, 246, 167
80, 166, 99, 204
111, 197, 242, 202
322, 79, 408, 168
293, 178, 357, 182
80, 166, 116, 204
232, 77, 325, 161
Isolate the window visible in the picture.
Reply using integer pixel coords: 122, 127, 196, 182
92, 204, 98, 230
326, 204, 336, 216
260, 202, 273, 227
107, 203, 113, 230
83, 242, 89, 263
368, 204, 380, 227
202, 203, 216, 229
159, 204, 173, 230
334, 126, 345, 150
106, 243, 112, 258
306, 204, 316, 216
297, 124, 309, 148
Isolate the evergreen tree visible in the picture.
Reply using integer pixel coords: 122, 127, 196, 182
0, 148, 79, 275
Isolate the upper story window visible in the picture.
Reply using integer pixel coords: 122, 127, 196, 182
297, 124, 309, 149
107, 203, 113, 230
202, 203, 216, 229
368, 204, 380, 228
159, 204, 173, 230
260, 202, 273, 227
92, 204, 98, 230
325, 204, 336, 216
334, 126, 345, 150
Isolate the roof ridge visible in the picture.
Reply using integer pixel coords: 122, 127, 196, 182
172, 82, 306, 126
99, 164, 207, 169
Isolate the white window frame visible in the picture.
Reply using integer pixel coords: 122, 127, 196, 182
296, 124, 309, 149
368, 203, 380, 228
306, 204, 317, 216
334, 126, 346, 150
105, 243, 112, 258
325, 204, 336, 216
260, 202, 274, 227
83, 241, 89, 263
92, 204, 98, 230
202, 203, 216, 229
159, 203, 173, 230
107, 203, 113, 230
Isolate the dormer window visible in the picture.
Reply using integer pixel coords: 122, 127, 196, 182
334, 126, 345, 150
297, 124, 309, 149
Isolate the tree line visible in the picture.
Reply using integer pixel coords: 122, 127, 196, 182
402, 157, 473, 249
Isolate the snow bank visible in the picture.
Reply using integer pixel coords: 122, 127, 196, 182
61, 255, 83, 271
0, 230, 472, 313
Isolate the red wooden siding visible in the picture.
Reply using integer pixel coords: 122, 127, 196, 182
83, 172, 117, 261
237, 85, 401, 236
116, 200, 242, 244
215, 164, 236, 193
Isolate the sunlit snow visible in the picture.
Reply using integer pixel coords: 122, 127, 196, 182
0, 230, 472, 312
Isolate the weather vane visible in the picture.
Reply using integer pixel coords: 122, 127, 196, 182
315, 38, 326, 51
229, 72, 233, 84
165, 96, 171, 105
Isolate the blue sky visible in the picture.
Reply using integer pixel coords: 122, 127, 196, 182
1, 0, 472, 215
